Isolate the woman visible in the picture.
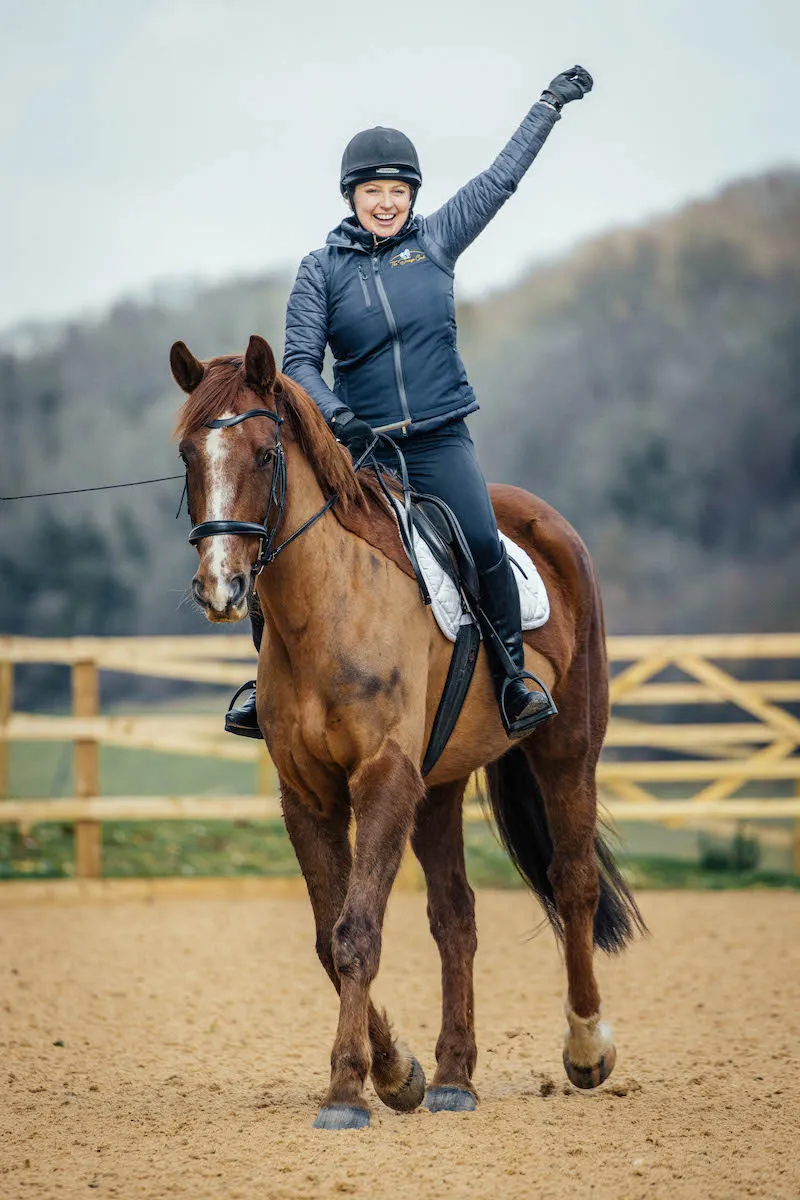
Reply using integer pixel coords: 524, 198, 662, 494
226, 65, 593, 739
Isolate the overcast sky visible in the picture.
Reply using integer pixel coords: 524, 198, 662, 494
2, 0, 798, 331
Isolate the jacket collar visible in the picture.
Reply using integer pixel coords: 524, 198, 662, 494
325, 213, 422, 252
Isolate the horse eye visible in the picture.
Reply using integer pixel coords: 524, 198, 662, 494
260, 449, 274, 467
179, 450, 188, 466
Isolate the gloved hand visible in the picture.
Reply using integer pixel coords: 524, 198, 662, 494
540, 65, 593, 111
331, 408, 376, 461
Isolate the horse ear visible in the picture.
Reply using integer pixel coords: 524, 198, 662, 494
170, 341, 205, 393
244, 334, 277, 393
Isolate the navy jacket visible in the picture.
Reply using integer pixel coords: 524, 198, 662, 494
283, 101, 559, 436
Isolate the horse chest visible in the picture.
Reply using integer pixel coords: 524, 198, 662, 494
261, 703, 335, 806
260, 655, 408, 802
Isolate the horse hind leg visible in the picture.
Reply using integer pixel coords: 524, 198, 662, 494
532, 740, 648, 1086
487, 742, 644, 1089
411, 778, 478, 1113
280, 778, 425, 1128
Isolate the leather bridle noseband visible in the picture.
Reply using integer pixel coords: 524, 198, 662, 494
187, 405, 337, 578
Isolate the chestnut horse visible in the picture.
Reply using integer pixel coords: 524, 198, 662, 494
171, 334, 644, 1131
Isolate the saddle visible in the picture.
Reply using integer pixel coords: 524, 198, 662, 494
410, 496, 481, 609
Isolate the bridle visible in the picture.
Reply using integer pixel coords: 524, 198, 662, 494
184, 401, 425, 587
186, 405, 336, 578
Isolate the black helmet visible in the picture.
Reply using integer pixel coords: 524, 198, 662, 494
340, 126, 422, 195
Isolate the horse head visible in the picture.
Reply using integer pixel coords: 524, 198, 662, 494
171, 335, 281, 622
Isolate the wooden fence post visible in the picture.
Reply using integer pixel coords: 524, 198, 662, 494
73, 659, 101, 878
0, 660, 11, 801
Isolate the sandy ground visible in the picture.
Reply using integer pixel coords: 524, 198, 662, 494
2, 889, 799, 1200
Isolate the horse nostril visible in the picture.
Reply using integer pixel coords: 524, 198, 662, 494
229, 573, 248, 606
192, 576, 207, 607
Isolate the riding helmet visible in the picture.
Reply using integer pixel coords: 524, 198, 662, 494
340, 127, 422, 196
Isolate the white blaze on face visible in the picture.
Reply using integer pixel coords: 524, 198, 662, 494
202, 414, 237, 611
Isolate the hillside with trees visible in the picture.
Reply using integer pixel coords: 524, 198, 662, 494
466, 168, 800, 632
1, 168, 798, 647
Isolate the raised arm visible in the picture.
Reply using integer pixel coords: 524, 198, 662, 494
424, 66, 593, 266
282, 254, 347, 423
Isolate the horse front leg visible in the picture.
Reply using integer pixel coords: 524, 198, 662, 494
314, 739, 425, 1131
279, 779, 425, 1126
411, 778, 478, 1112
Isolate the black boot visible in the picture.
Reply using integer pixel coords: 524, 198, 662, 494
224, 680, 263, 738
224, 594, 266, 739
478, 547, 557, 737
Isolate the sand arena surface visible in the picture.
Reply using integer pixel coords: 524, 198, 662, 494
2, 889, 799, 1200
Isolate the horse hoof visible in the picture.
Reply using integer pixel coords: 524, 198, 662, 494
563, 1043, 617, 1090
375, 1056, 426, 1113
313, 1104, 370, 1131
424, 1086, 477, 1113
562, 1005, 617, 1089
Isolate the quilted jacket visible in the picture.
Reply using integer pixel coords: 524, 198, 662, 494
282, 100, 559, 436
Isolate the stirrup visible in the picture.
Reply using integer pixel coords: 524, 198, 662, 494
499, 671, 557, 738
224, 679, 262, 739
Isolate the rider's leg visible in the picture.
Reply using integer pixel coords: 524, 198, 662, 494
376, 422, 554, 735
478, 542, 555, 733
224, 591, 263, 738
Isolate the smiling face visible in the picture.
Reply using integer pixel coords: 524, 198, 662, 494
351, 179, 412, 239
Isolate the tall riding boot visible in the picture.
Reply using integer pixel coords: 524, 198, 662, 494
224, 593, 264, 739
478, 546, 556, 737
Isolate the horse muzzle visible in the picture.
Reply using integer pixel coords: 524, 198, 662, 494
192, 568, 250, 622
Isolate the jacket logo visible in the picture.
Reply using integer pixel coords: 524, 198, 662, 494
390, 248, 427, 268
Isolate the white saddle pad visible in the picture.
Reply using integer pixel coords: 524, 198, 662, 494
391, 499, 550, 643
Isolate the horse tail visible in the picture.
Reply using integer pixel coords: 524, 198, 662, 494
484, 747, 645, 953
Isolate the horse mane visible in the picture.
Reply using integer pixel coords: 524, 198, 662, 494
174, 356, 376, 514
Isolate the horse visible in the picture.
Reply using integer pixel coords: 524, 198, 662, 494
171, 333, 644, 1131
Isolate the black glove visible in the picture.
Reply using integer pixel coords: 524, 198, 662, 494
540, 65, 593, 111
331, 409, 376, 461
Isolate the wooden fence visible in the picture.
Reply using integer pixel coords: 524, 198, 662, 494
1, 633, 799, 883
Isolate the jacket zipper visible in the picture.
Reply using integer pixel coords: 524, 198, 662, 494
356, 264, 372, 308
371, 252, 412, 429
